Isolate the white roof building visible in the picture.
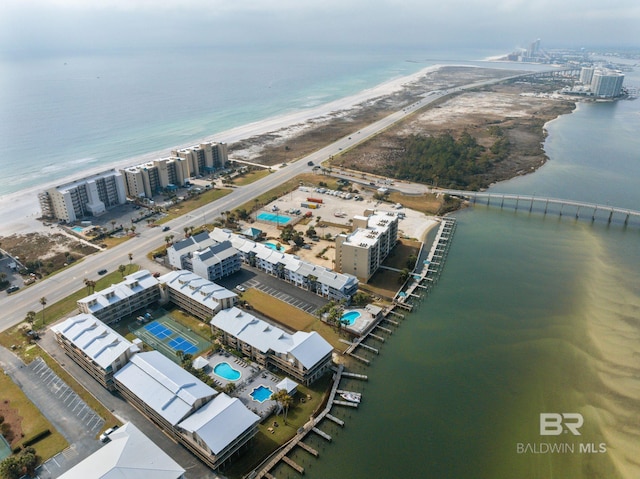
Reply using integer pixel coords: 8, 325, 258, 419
159, 270, 238, 319
178, 393, 259, 467
209, 228, 358, 301
57, 422, 185, 479
50, 313, 139, 390
77, 270, 160, 324
211, 307, 334, 385
114, 351, 218, 427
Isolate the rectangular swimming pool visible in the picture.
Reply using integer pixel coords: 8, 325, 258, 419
257, 212, 292, 224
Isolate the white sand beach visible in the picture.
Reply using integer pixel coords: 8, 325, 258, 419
0, 64, 443, 238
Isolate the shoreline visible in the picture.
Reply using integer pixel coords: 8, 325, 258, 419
0, 64, 445, 238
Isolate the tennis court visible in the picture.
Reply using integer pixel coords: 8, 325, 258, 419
131, 311, 211, 362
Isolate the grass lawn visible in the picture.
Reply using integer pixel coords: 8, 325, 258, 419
223, 375, 331, 479
241, 289, 316, 331
381, 238, 421, 270
387, 191, 442, 214
232, 169, 271, 186
240, 289, 350, 352
360, 269, 403, 300
0, 372, 68, 460
163, 188, 233, 221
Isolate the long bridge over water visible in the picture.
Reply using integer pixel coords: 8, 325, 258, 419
438, 189, 640, 227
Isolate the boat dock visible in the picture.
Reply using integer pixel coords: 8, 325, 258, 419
252, 364, 365, 478
390, 216, 457, 311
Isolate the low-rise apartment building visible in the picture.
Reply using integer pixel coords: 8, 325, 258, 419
77, 270, 160, 324
167, 232, 241, 282
210, 228, 359, 302
159, 270, 238, 320
211, 307, 334, 385
50, 313, 139, 390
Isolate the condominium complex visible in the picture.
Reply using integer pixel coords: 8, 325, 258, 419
159, 270, 239, 319
211, 307, 334, 385
209, 228, 359, 302
120, 142, 227, 199
590, 69, 625, 98
77, 270, 161, 324
51, 313, 140, 390
172, 142, 228, 176
167, 231, 242, 282
38, 169, 127, 222
114, 352, 259, 470
335, 210, 399, 282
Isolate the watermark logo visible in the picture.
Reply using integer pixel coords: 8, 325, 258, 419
540, 413, 583, 436
515, 413, 607, 455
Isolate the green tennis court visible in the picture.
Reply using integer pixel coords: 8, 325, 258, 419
130, 309, 211, 363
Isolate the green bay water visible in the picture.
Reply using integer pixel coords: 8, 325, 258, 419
300, 86, 640, 476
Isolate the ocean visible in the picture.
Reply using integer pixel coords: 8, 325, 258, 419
3, 46, 639, 478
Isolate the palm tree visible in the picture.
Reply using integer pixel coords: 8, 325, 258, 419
110, 220, 116, 232
39, 297, 47, 325
128, 253, 133, 272
25, 311, 36, 327
84, 278, 96, 294
271, 389, 294, 424
183, 226, 190, 238
118, 264, 126, 278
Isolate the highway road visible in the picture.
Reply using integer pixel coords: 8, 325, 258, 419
0, 69, 551, 332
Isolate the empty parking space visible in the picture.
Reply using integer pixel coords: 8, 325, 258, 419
29, 358, 103, 435
243, 279, 318, 314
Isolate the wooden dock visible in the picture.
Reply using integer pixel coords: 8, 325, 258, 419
298, 441, 319, 457
326, 413, 345, 427
282, 456, 305, 474
342, 371, 368, 380
312, 427, 333, 441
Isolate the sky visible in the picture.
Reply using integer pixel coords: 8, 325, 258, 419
0, 0, 638, 56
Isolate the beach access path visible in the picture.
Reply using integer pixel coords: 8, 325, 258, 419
0, 67, 557, 332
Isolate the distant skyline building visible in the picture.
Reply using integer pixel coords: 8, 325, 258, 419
579, 66, 595, 85
38, 169, 127, 222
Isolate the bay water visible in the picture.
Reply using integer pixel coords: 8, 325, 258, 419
298, 71, 640, 478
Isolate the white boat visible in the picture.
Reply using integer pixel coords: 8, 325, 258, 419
340, 392, 361, 403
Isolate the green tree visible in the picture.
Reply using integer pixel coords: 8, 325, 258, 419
118, 265, 126, 278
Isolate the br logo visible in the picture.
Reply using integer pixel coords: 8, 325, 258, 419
540, 413, 584, 436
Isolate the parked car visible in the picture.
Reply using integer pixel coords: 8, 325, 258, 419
236, 285, 246, 292
99, 426, 118, 442
98, 269, 107, 275
6, 285, 19, 294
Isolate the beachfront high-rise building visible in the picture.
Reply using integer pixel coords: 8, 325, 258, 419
172, 142, 228, 177
38, 169, 127, 222
121, 156, 188, 199
591, 69, 625, 98
335, 210, 399, 282
120, 142, 228, 199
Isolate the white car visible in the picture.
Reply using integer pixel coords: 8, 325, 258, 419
236, 285, 246, 292
99, 427, 117, 442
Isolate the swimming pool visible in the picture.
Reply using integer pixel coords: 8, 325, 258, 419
250, 385, 273, 403
265, 242, 286, 252
71, 226, 85, 233
213, 362, 241, 381
341, 310, 361, 326
257, 212, 292, 225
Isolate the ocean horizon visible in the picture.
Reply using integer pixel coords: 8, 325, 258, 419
0, 46, 512, 198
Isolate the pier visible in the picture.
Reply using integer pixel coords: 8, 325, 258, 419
393, 216, 457, 308
439, 190, 640, 228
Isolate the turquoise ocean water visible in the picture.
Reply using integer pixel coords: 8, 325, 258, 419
2, 47, 639, 478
